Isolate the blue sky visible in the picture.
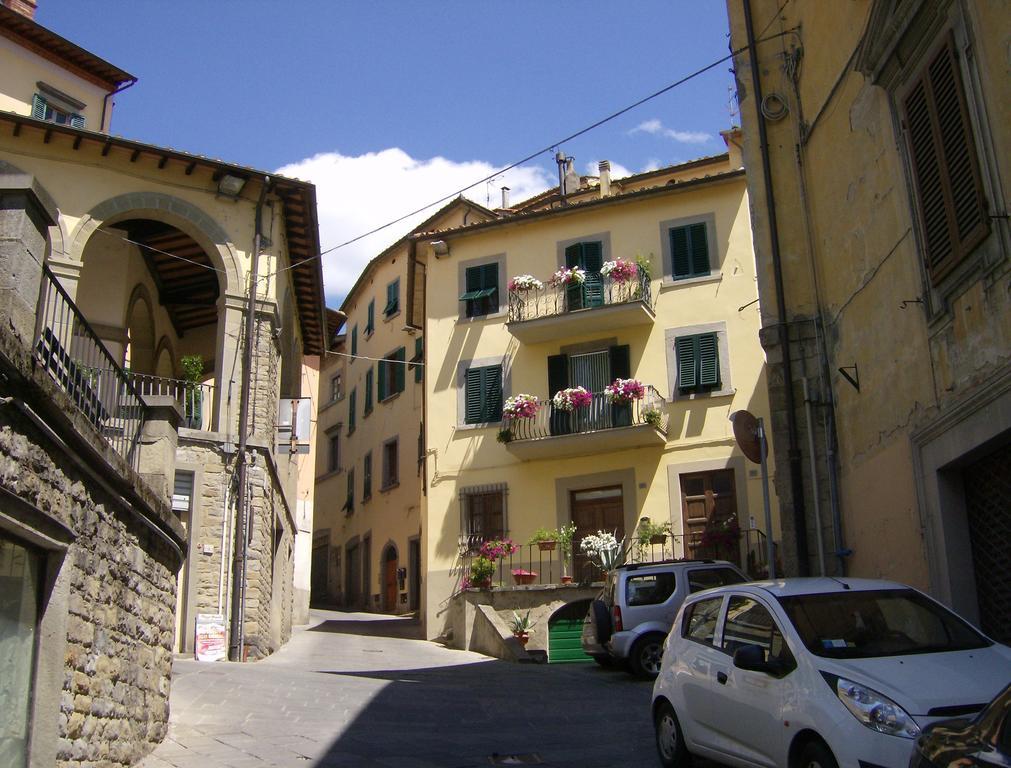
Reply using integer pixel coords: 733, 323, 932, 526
40, 1, 739, 304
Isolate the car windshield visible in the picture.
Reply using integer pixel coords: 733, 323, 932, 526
777, 589, 990, 659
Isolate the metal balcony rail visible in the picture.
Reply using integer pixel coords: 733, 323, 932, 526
505, 385, 668, 441
507, 270, 652, 323
458, 536, 572, 588
624, 528, 770, 579
33, 263, 146, 470
129, 372, 214, 431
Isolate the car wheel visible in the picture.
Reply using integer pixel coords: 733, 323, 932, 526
654, 700, 690, 767
795, 739, 838, 768
591, 599, 612, 644
629, 633, 665, 678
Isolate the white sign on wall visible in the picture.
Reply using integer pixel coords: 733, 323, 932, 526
194, 613, 227, 662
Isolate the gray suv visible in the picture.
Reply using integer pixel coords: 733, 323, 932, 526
581, 559, 747, 677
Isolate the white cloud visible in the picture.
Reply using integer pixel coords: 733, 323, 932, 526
629, 119, 711, 144
583, 159, 635, 180
276, 148, 551, 306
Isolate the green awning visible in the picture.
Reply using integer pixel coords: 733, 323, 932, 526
459, 288, 496, 301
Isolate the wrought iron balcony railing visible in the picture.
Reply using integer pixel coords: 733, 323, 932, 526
129, 373, 214, 431
507, 271, 652, 323
503, 385, 668, 442
34, 264, 146, 470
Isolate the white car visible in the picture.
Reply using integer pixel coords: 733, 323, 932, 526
651, 578, 1011, 768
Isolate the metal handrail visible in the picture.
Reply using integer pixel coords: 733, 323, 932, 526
129, 372, 214, 431
505, 384, 668, 441
507, 270, 652, 323
33, 263, 146, 470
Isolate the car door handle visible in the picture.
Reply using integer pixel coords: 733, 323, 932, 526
716, 671, 728, 685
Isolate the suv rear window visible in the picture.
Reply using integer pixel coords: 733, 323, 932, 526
688, 567, 746, 593
625, 572, 676, 606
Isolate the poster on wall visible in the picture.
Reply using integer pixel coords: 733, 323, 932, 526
194, 613, 227, 661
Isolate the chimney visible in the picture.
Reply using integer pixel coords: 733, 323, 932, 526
598, 160, 611, 198
2, 0, 37, 18
721, 127, 745, 169
500, 186, 510, 209
563, 158, 581, 197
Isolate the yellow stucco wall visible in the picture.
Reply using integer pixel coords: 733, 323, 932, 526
421, 172, 780, 638
726, 0, 1010, 605
0, 35, 112, 131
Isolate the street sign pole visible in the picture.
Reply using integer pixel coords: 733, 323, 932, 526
758, 417, 775, 579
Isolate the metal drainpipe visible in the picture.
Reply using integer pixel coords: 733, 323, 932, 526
100, 78, 137, 133
742, 0, 810, 574
229, 176, 270, 662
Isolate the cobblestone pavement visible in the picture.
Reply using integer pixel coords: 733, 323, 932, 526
137, 609, 664, 768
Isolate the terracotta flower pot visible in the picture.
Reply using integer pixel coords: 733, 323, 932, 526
512, 571, 537, 586
514, 632, 529, 647
649, 534, 666, 545
560, 576, 573, 584
537, 540, 557, 552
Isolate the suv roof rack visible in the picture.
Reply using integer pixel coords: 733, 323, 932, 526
621, 558, 717, 572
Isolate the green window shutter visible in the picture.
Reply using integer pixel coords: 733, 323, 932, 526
482, 365, 502, 422
367, 300, 375, 334
583, 241, 603, 273
564, 243, 582, 269
384, 279, 400, 315
348, 389, 357, 431
364, 367, 374, 414
547, 353, 569, 394
363, 453, 372, 498
393, 347, 406, 394
608, 345, 631, 380
346, 470, 355, 512
670, 227, 691, 278
31, 94, 47, 120
675, 337, 698, 392
464, 368, 484, 424
462, 264, 498, 317
69, 114, 85, 129
698, 333, 720, 388
378, 358, 388, 401
351, 325, 358, 356
688, 223, 710, 276
414, 337, 423, 383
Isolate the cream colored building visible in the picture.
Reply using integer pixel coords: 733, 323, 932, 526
725, 0, 1010, 643
1, 0, 327, 660
414, 138, 781, 639
312, 199, 495, 613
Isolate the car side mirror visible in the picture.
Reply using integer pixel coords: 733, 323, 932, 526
733, 644, 769, 672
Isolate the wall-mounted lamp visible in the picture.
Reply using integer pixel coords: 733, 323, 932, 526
430, 240, 449, 258
217, 173, 247, 198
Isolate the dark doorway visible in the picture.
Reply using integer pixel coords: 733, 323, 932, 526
680, 469, 738, 562
963, 441, 1011, 643
571, 486, 624, 580
345, 543, 360, 609
382, 545, 398, 613
408, 538, 421, 611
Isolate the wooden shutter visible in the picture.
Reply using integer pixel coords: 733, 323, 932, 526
363, 452, 372, 497
348, 389, 356, 430
414, 337, 423, 383
482, 365, 502, 422
675, 337, 698, 391
378, 358, 387, 401
583, 241, 603, 272
698, 333, 720, 388
548, 353, 569, 394
364, 367, 374, 413
393, 347, 406, 394
31, 94, 47, 120
688, 223, 710, 275
608, 345, 631, 380
464, 367, 484, 423
367, 300, 375, 333
564, 243, 581, 268
904, 34, 989, 281
351, 325, 358, 356
670, 227, 691, 278
69, 114, 85, 129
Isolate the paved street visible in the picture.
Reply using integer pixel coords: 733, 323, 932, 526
138, 609, 661, 768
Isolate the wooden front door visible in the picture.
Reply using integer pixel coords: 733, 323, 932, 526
383, 548, 398, 613
571, 486, 624, 580
680, 469, 738, 561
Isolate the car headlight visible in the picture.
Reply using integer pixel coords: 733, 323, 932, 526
834, 677, 920, 739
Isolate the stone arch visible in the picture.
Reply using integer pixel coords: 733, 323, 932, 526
125, 284, 156, 374
0, 158, 66, 261
67, 191, 242, 295
153, 336, 176, 378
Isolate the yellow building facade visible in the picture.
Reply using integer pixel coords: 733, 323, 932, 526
416, 146, 781, 639
313, 200, 495, 614
725, 0, 1009, 642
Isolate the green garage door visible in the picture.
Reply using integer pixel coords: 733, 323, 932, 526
548, 600, 593, 664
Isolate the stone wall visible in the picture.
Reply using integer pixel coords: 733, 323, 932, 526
0, 330, 184, 768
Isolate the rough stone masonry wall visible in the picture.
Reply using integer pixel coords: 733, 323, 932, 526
0, 350, 181, 767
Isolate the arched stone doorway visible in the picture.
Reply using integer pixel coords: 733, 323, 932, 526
382, 544, 399, 613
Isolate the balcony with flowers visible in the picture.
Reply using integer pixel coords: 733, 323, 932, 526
497, 379, 668, 460
505, 258, 655, 344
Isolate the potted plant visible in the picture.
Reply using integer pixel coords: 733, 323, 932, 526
502, 393, 540, 420
637, 519, 671, 558
496, 427, 514, 443
510, 568, 538, 586
478, 538, 517, 562
466, 556, 495, 589
552, 386, 592, 412
549, 266, 586, 287
580, 530, 624, 577
604, 377, 646, 404
529, 526, 558, 551
557, 521, 577, 583
510, 610, 537, 646
641, 407, 663, 428
507, 275, 544, 292
600, 258, 638, 284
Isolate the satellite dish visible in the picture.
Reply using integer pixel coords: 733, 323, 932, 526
730, 410, 765, 464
